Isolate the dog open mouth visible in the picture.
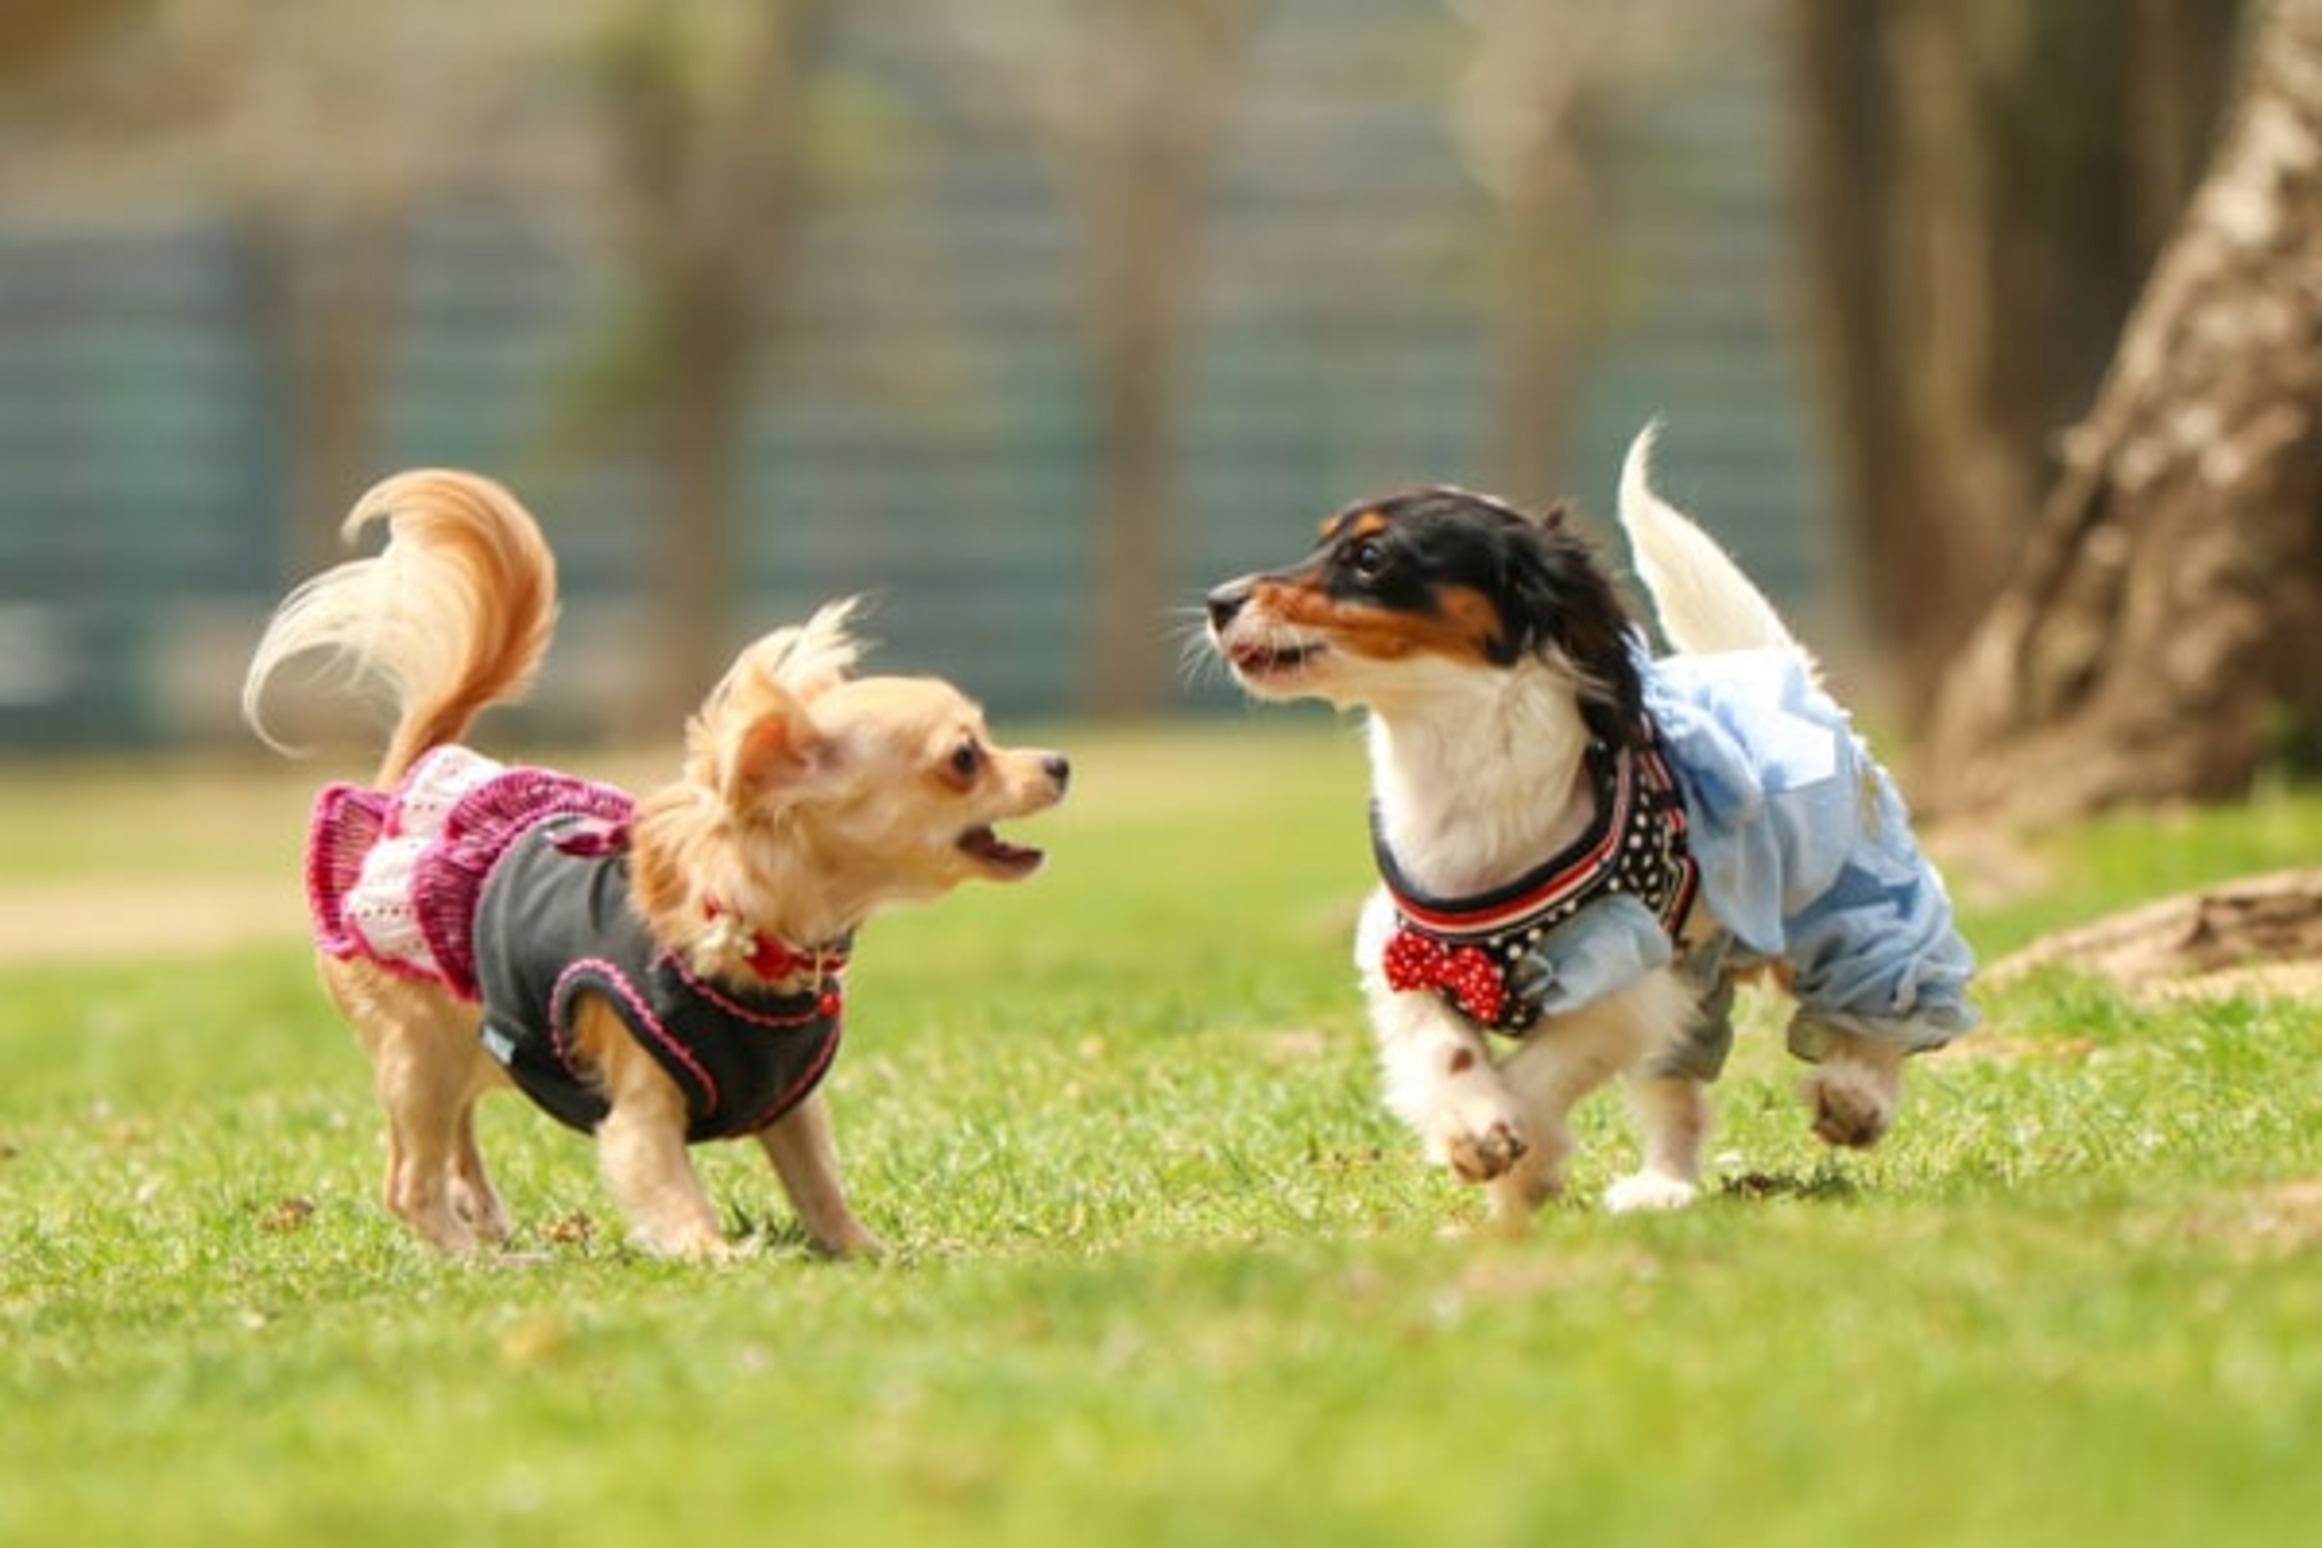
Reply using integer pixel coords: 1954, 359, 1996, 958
958, 824, 1045, 878
1228, 640, 1325, 678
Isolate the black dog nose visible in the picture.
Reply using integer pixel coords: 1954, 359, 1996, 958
1206, 580, 1252, 632
1043, 753, 1072, 792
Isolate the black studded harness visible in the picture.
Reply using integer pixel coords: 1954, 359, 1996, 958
1372, 731, 1699, 1033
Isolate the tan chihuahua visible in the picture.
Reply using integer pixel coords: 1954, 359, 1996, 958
244, 471, 1068, 1258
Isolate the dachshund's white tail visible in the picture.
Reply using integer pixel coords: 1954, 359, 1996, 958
1617, 424, 1813, 673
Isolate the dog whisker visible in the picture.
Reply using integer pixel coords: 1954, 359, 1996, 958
1173, 626, 1226, 692
1169, 600, 1237, 693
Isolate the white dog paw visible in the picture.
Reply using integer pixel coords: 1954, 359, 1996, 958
1603, 1171, 1699, 1214
1405, 1063, 1532, 1185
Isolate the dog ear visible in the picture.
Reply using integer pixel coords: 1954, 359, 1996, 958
716, 686, 833, 811
1502, 525, 1646, 748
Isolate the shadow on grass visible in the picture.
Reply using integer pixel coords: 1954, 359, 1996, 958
1719, 1165, 1860, 1203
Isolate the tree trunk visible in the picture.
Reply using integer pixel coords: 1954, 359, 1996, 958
1488, 170, 1589, 515
1920, 0, 2322, 820
1785, 0, 2238, 698
1079, 0, 1241, 718
597, 0, 833, 720
241, 204, 408, 579
651, 280, 752, 707
1084, 150, 1199, 719
1447, 1, 1626, 514
0, 0, 135, 82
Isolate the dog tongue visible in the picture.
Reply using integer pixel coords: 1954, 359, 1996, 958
1231, 641, 1316, 674
960, 825, 1043, 873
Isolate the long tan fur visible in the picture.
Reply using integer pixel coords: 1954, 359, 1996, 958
239, 471, 563, 1256
241, 469, 556, 785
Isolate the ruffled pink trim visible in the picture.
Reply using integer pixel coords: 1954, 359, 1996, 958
307, 783, 390, 961
306, 756, 636, 1000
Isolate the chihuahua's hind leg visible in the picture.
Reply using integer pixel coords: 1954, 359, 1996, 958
757, 1090, 884, 1259
328, 964, 489, 1254
369, 1024, 490, 1254
448, 1077, 513, 1243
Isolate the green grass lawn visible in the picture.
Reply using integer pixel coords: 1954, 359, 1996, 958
2, 723, 2317, 1546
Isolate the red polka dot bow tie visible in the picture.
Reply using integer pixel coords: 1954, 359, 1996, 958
1383, 927, 1507, 1026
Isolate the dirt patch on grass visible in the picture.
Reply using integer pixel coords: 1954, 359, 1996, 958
0, 880, 306, 966
2180, 1180, 2322, 1264
2137, 960, 2322, 1003
1932, 1033, 2103, 1066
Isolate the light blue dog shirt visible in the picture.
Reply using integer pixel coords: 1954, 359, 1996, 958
1378, 645, 1977, 1079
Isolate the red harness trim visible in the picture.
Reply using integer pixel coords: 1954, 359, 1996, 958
1383, 753, 1643, 939
1372, 734, 1699, 1032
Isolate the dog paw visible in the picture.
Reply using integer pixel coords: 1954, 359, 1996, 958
813, 1225, 888, 1262
1803, 1066, 1895, 1149
1437, 1115, 1529, 1183
1603, 1171, 1699, 1214
1395, 1045, 1529, 1185
630, 1222, 738, 1261
397, 1196, 484, 1257
451, 1184, 513, 1245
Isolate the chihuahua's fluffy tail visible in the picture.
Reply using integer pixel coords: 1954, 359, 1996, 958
242, 470, 556, 785
1618, 424, 1813, 673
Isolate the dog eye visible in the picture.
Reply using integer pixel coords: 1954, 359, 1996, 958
948, 741, 982, 780
1347, 537, 1389, 578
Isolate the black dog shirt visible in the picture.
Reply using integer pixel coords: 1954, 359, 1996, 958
472, 817, 844, 1142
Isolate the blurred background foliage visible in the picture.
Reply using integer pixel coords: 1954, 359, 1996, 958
0, 0, 2286, 824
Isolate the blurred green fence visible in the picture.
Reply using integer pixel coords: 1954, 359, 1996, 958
0, 0, 1831, 747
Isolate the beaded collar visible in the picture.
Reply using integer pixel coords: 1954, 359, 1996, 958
702, 898, 852, 994
1371, 729, 1698, 1033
